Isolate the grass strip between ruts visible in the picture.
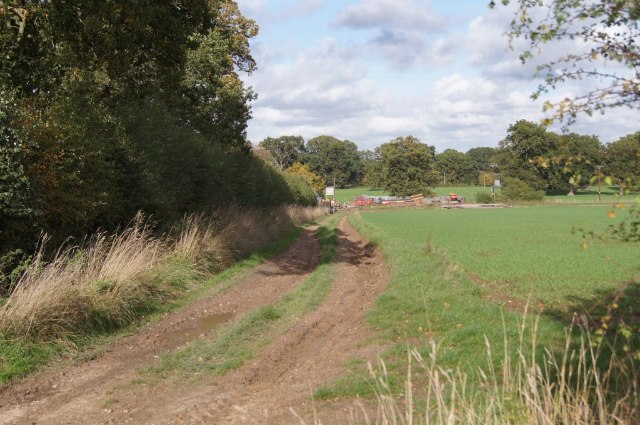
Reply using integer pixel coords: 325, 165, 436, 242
144, 215, 341, 381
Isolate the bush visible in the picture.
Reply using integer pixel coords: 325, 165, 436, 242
501, 177, 545, 201
475, 191, 494, 204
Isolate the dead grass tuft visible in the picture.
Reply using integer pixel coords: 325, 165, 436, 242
0, 216, 168, 340
0, 206, 326, 342
345, 314, 639, 425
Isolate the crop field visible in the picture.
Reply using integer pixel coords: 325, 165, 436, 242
317, 204, 640, 399
334, 185, 624, 204
359, 205, 637, 305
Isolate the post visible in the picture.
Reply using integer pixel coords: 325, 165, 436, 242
489, 163, 498, 201
333, 176, 336, 205
595, 165, 603, 201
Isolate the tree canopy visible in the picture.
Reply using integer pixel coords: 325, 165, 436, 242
258, 136, 305, 170
379, 136, 437, 196
491, 0, 640, 125
305, 136, 362, 188
0, 1, 321, 286
496, 120, 606, 193
435, 149, 477, 185
606, 132, 640, 188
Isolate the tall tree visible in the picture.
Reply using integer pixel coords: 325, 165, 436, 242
491, 0, 640, 125
361, 148, 384, 188
258, 136, 305, 170
497, 120, 559, 191
305, 136, 362, 187
466, 147, 498, 171
379, 136, 436, 196
435, 149, 477, 185
554, 133, 604, 192
0, 1, 270, 283
606, 132, 640, 188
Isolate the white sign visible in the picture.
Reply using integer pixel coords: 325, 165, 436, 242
494, 179, 501, 187
325, 186, 335, 197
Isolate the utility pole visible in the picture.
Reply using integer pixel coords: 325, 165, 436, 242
489, 163, 498, 202
595, 165, 603, 201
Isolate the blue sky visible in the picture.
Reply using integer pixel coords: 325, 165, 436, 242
237, 0, 638, 152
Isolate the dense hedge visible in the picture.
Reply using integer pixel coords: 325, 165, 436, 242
0, 2, 317, 289
0, 102, 316, 290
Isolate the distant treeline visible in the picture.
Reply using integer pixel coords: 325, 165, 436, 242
259, 122, 640, 198
0, 2, 315, 286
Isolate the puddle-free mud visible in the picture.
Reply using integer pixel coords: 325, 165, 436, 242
168, 312, 233, 347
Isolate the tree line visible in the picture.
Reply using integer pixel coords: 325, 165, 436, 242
0, 1, 316, 287
259, 123, 640, 199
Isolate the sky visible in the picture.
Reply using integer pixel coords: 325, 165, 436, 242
236, 0, 639, 153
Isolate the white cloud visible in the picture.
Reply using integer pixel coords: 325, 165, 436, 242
241, 0, 640, 153
335, 0, 446, 32
333, 0, 453, 70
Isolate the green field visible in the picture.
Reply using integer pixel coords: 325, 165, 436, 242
334, 185, 627, 204
319, 204, 639, 398
359, 206, 637, 305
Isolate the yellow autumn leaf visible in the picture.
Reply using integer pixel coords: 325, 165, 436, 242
608, 210, 616, 219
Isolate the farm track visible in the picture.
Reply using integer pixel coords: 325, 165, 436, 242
0, 216, 388, 424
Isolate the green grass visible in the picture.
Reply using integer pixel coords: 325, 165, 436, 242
0, 337, 63, 383
317, 204, 639, 400
335, 185, 632, 205
334, 187, 388, 203
360, 206, 638, 306
146, 216, 341, 381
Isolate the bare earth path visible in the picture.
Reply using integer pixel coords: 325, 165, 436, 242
0, 217, 388, 425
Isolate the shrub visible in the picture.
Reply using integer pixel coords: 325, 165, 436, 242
475, 191, 494, 204
501, 177, 545, 201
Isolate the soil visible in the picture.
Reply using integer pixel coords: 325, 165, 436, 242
0, 216, 388, 425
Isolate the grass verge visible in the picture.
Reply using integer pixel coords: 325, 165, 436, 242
146, 214, 341, 381
0, 206, 327, 384
349, 318, 639, 425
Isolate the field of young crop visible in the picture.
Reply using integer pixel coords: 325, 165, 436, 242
319, 204, 639, 399
359, 205, 637, 306
334, 185, 624, 204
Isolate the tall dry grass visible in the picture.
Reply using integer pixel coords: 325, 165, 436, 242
345, 315, 639, 425
0, 216, 168, 340
0, 206, 326, 341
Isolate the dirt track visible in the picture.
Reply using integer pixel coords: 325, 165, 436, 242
0, 216, 388, 425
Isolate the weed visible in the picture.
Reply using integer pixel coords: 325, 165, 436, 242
348, 318, 639, 425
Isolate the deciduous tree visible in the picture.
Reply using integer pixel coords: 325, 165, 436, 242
491, 0, 640, 125
606, 132, 640, 188
379, 136, 436, 196
305, 136, 362, 187
435, 149, 477, 185
258, 136, 305, 170
286, 162, 325, 193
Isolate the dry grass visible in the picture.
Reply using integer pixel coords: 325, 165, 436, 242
0, 206, 326, 342
343, 315, 639, 425
0, 216, 168, 340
